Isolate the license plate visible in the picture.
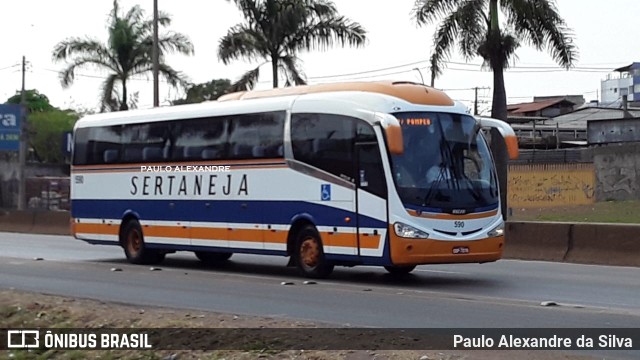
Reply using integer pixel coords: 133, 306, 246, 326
452, 246, 469, 254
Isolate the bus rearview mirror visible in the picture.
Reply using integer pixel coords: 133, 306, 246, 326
475, 116, 519, 160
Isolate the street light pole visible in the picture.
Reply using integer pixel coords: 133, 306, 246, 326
153, 0, 159, 107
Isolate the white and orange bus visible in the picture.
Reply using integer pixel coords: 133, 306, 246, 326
70, 81, 518, 278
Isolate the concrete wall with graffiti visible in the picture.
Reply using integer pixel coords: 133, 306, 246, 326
592, 143, 640, 201
508, 163, 595, 208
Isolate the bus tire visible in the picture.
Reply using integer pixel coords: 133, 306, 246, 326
195, 251, 232, 265
384, 265, 416, 275
294, 225, 334, 278
120, 219, 165, 265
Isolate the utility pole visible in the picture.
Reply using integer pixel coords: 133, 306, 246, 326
17, 56, 27, 210
473, 86, 490, 116
474, 87, 479, 115
152, 0, 159, 107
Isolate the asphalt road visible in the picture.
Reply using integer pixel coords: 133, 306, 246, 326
1, 231, 639, 358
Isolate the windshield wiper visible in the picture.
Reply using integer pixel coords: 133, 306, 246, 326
466, 179, 483, 201
437, 121, 459, 190
423, 163, 446, 206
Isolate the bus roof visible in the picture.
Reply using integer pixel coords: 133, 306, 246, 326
74, 81, 463, 129
218, 81, 455, 107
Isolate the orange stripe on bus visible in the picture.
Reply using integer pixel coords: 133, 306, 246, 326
190, 227, 227, 240
227, 228, 267, 243
73, 222, 381, 249
74, 223, 120, 236
321, 232, 381, 249
143, 225, 189, 238
322, 232, 357, 248
264, 229, 288, 244
358, 234, 382, 249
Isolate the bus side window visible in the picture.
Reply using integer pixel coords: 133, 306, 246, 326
72, 128, 90, 165
84, 125, 124, 165
356, 121, 376, 142
228, 112, 285, 160
356, 121, 387, 198
291, 113, 355, 182
173, 117, 228, 161
120, 122, 170, 163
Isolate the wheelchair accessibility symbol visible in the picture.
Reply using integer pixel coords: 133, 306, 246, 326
321, 184, 331, 201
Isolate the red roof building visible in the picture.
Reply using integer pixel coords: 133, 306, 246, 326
507, 97, 578, 118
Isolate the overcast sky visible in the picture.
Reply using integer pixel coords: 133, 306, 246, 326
1, 0, 637, 113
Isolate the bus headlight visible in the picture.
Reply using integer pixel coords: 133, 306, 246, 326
394, 222, 429, 239
487, 223, 504, 237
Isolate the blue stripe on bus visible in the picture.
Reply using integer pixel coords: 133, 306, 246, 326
71, 199, 388, 229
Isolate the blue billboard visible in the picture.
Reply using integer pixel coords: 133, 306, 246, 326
0, 104, 22, 151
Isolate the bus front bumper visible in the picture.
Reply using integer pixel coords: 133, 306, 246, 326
389, 233, 504, 266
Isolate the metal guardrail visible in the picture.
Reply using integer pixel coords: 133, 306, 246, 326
510, 148, 592, 164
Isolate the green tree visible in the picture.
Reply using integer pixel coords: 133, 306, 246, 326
6, 89, 55, 112
52, 0, 194, 112
219, 0, 367, 90
413, 0, 578, 120
28, 110, 79, 164
5, 90, 79, 164
172, 79, 232, 105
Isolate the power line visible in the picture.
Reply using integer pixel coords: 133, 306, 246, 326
439, 87, 477, 91
39, 67, 172, 83
506, 68, 610, 73
305, 59, 618, 81
517, 61, 627, 67
0, 63, 20, 71
313, 68, 422, 82
36, 57, 616, 92
27, 62, 615, 106
308, 59, 428, 80
443, 60, 616, 70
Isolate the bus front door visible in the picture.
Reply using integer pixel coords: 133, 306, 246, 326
355, 142, 388, 258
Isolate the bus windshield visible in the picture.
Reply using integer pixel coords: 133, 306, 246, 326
391, 112, 498, 213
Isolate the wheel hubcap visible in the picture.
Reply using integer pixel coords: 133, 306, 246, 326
128, 230, 142, 255
300, 237, 320, 267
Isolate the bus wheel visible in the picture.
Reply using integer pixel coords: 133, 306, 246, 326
294, 225, 334, 278
195, 251, 232, 265
384, 265, 416, 275
121, 219, 165, 265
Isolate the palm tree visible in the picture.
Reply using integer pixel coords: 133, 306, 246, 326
219, 0, 367, 90
52, 0, 194, 111
413, 0, 578, 120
